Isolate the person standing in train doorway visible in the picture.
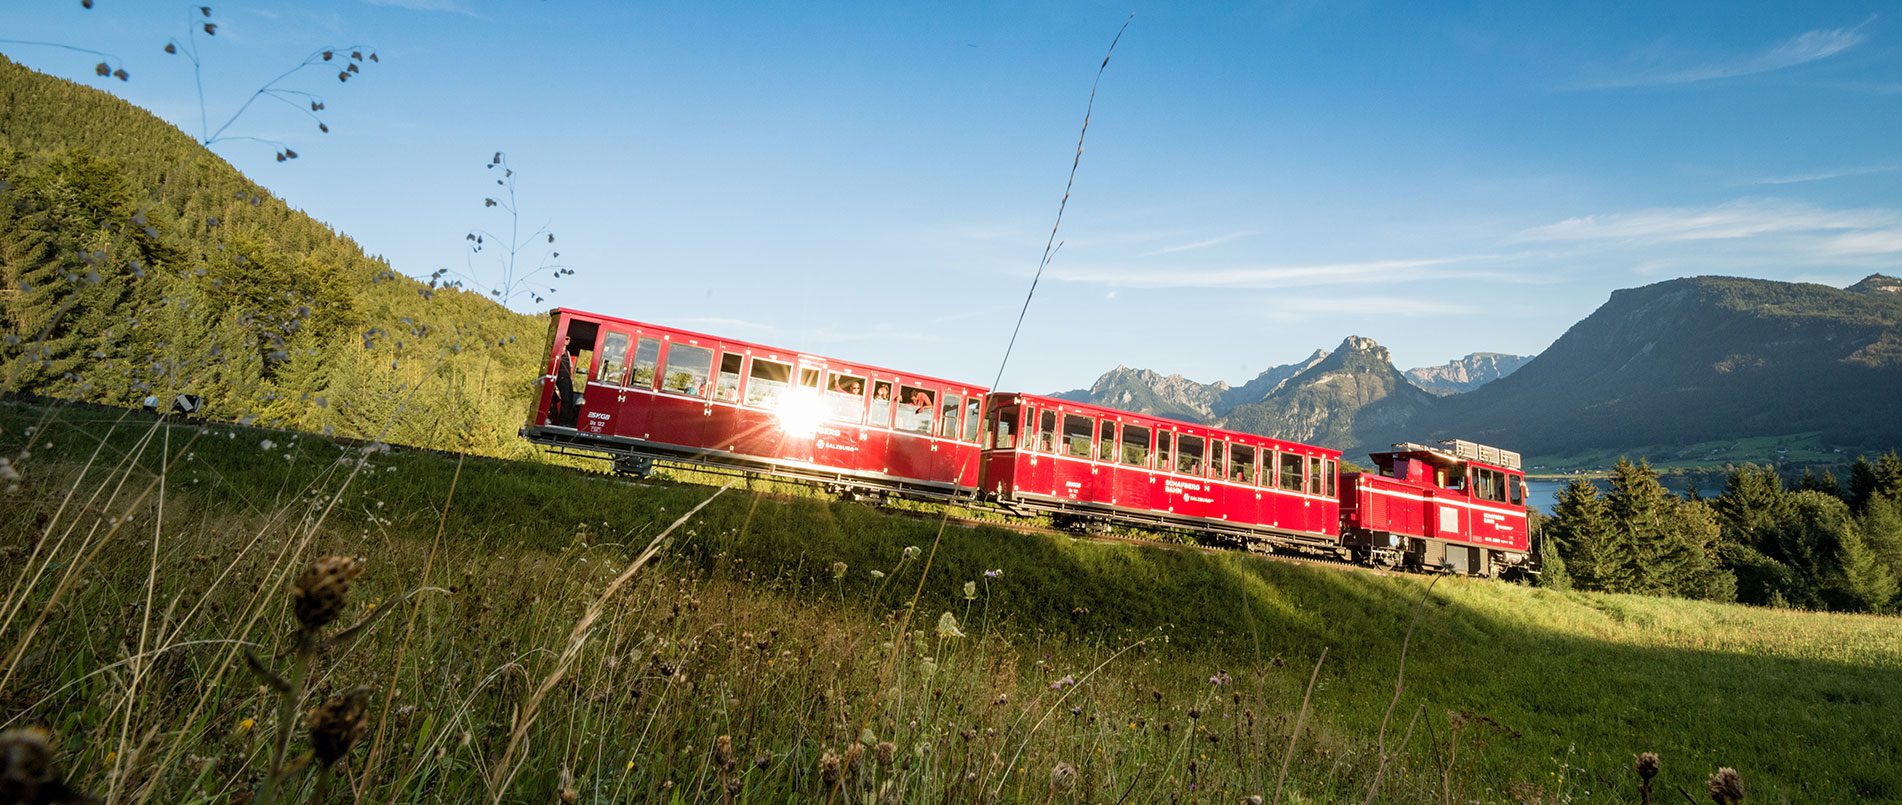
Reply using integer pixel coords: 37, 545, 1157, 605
551, 335, 578, 427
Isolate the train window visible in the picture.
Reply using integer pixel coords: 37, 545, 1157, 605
1510, 474, 1524, 506
595, 331, 630, 386
628, 337, 661, 388
896, 385, 935, 433
1231, 444, 1256, 485
1308, 456, 1323, 495
939, 393, 962, 438
1121, 424, 1150, 467
1038, 409, 1057, 452
869, 381, 894, 427
744, 358, 791, 407
1325, 460, 1338, 497
1278, 452, 1302, 491
1176, 435, 1204, 475
1157, 431, 1173, 472
987, 405, 1018, 449
826, 372, 867, 422
1062, 414, 1093, 458
962, 398, 982, 443
1097, 422, 1116, 462
1210, 441, 1226, 480
714, 352, 743, 402
660, 343, 714, 397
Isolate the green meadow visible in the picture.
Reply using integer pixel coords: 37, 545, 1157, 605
3, 398, 1897, 803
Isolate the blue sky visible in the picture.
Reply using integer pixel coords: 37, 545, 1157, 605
6, 1, 1900, 392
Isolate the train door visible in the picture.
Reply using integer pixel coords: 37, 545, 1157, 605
934, 391, 965, 484
547, 317, 599, 429
651, 338, 717, 450
579, 326, 631, 437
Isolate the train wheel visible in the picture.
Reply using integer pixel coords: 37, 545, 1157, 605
611, 455, 653, 478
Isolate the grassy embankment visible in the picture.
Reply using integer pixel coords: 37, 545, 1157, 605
2, 399, 1898, 803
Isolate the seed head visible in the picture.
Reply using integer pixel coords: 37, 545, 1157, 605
292, 556, 362, 631
1707, 768, 1744, 804
714, 735, 736, 771
1636, 752, 1660, 781
1244, 797, 1264, 805
842, 743, 864, 774
1, 727, 54, 803
818, 749, 842, 789
1049, 761, 1077, 792
305, 689, 369, 767
831, 561, 848, 581
875, 741, 896, 766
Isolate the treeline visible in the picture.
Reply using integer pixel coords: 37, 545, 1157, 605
0, 56, 541, 458
1539, 455, 1902, 613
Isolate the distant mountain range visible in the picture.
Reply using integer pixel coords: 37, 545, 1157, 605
1053, 274, 1902, 461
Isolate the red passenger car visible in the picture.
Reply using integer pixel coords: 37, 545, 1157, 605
1339, 440, 1531, 576
977, 392, 1344, 551
522, 309, 989, 498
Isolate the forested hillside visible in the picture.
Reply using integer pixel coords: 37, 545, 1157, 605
0, 56, 541, 456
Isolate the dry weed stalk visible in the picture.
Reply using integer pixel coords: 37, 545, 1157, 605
1362, 574, 1442, 805
1272, 646, 1326, 804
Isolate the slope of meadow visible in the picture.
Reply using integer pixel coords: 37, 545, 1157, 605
2, 399, 1897, 803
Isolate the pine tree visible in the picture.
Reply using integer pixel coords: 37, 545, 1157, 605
1548, 478, 1613, 590
1602, 458, 1668, 594
1848, 456, 1880, 514
1835, 525, 1898, 613
1856, 494, 1902, 605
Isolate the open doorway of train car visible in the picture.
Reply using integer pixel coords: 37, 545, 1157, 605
545, 316, 599, 428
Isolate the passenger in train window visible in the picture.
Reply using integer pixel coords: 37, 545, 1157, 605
896, 387, 934, 432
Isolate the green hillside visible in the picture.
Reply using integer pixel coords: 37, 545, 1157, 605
3, 400, 1897, 802
0, 54, 540, 457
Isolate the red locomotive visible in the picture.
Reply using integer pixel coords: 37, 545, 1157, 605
522, 308, 1532, 577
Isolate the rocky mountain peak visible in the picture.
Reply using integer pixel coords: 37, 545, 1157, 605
1847, 274, 1902, 295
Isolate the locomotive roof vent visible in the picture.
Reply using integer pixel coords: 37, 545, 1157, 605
1435, 439, 1522, 471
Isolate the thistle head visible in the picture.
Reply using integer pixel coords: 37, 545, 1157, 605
305, 689, 369, 768
292, 556, 362, 632
1707, 768, 1744, 804
714, 735, 736, 771
875, 741, 896, 766
1636, 752, 1660, 782
1049, 761, 1077, 792
818, 749, 842, 789
0, 727, 54, 803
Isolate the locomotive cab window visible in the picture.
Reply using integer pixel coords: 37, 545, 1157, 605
661, 343, 714, 397
1510, 474, 1524, 506
1230, 444, 1256, 485
896, 385, 935, 433
826, 371, 867, 422
628, 336, 660, 388
1176, 435, 1204, 476
714, 352, 743, 402
1062, 414, 1093, 458
744, 358, 791, 407
986, 405, 1019, 450
1121, 424, 1150, 467
595, 331, 630, 386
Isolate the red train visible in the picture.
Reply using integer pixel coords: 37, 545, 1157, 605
523, 308, 1532, 577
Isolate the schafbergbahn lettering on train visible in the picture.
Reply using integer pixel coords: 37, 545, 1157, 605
521, 307, 1533, 578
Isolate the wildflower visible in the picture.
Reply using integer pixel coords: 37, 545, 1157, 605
291, 556, 362, 632
843, 744, 864, 775
1049, 674, 1077, 691
236, 717, 255, 734
260, 439, 276, 451
558, 766, 578, 803
903, 545, 921, 561
305, 689, 369, 768
963, 581, 977, 600
875, 741, 896, 766
936, 611, 966, 639
871, 570, 885, 580
1244, 797, 1264, 805
0, 726, 87, 803
1707, 768, 1744, 804
831, 561, 848, 581
714, 735, 736, 771
1209, 670, 1231, 686
1049, 761, 1077, 792
984, 568, 1003, 579
992, 693, 1008, 706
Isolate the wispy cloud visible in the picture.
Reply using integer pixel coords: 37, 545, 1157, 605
1136, 229, 1258, 258
1517, 198, 1896, 244
1578, 24, 1867, 89
1045, 258, 1528, 290
361, 0, 479, 17
1752, 163, 1902, 186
